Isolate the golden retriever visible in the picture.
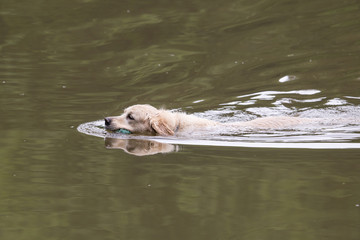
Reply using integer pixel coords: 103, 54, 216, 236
104, 104, 313, 136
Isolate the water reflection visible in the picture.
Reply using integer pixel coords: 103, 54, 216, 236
105, 137, 178, 156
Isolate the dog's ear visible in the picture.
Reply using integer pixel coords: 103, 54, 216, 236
149, 112, 175, 136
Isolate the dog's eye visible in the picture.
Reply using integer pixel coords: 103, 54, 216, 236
127, 114, 135, 120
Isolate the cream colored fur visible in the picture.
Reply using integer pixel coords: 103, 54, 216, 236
104, 104, 314, 136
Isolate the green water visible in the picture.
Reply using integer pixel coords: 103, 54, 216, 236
0, 0, 360, 239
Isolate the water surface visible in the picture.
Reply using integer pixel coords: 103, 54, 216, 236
1, 0, 360, 239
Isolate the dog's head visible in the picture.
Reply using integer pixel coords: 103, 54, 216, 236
104, 104, 177, 136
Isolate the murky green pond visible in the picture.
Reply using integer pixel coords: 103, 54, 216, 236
1, 0, 360, 239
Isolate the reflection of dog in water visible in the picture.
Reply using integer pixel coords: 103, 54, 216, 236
105, 138, 178, 156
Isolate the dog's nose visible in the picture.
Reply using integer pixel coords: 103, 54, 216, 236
104, 117, 112, 126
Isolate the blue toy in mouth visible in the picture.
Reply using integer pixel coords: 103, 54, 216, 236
116, 128, 132, 134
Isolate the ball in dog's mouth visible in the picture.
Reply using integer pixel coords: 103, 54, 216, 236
115, 128, 132, 134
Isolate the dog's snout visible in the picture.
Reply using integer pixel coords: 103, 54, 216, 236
104, 117, 112, 126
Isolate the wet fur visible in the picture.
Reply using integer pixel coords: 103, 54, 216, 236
104, 104, 314, 136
